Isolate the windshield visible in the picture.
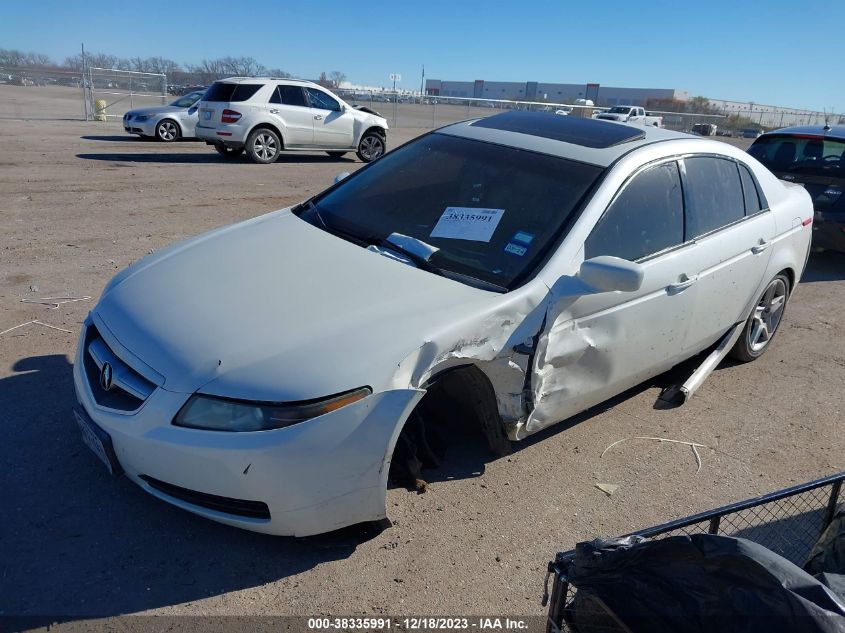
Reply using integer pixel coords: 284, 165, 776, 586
170, 92, 204, 108
749, 134, 845, 178
298, 133, 603, 290
608, 107, 632, 113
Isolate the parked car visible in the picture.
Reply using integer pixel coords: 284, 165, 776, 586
748, 124, 845, 252
691, 123, 717, 136
195, 77, 389, 163
741, 127, 763, 138
73, 112, 812, 536
122, 90, 206, 142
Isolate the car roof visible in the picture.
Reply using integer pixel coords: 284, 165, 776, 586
214, 76, 319, 87
436, 111, 695, 167
761, 124, 845, 140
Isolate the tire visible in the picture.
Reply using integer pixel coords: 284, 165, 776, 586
213, 144, 244, 159
356, 131, 385, 163
246, 127, 281, 164
326, 151, 347, 158
155, 119, 180, 142
729, 273, 790, 363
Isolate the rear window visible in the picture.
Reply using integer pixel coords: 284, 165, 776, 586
748, 135, 845, 177
203, 82, 262, 102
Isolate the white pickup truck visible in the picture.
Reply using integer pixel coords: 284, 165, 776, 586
595, 106, 663, 127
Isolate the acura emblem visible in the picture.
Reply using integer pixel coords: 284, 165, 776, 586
100, 362, 114, 391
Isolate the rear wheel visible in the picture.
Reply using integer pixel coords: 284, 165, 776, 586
155, 119, 180, 142
246, 128, 281, 164
356, 131, 385, 162
213, 144, 244, 159
326, 151, 347, 158
729, 273, 790, 362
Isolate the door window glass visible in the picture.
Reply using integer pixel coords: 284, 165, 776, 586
306, 88, 341, 112
683, 157, 745, 237
278, 85, 308, 107
585, 161, 684, 261
738, 163, 762, 215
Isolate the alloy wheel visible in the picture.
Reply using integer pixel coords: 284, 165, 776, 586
253, 133, 278, 161
748, 278, 787, 352
360, 135, 384, 161
158, 121, 177, 141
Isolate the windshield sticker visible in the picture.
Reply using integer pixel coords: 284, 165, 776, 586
504, 242, 528, 257
430, 207, 504, 242
512, 231, 535, 245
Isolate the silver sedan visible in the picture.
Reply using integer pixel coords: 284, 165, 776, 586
122, 90, 205, 142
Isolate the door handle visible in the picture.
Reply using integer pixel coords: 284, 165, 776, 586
667, 275, 698, 294
314, 114, 323, 120
751, 240, 771, 254
269, 109, 280, 114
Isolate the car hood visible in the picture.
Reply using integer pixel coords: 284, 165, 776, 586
126, 105, 183, 117
94, 210, 498, 400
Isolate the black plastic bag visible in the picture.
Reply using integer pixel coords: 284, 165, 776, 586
566, 534, 845, 633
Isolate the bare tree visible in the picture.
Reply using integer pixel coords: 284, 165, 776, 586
1, 48, 54, 67
317, 72, 331, 88
329, 70, 346, 89
266, 68, 292, 78
221, 56, 266, 76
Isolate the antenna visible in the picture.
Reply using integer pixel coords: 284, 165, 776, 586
823, 107, 831, 131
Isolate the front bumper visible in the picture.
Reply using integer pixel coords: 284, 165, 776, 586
73, 318, 423, 536
123, 117, 157, 136
812, 210, 845, 252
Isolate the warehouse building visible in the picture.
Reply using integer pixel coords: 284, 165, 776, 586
425, 79, 688, 106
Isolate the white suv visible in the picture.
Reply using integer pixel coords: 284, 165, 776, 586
195, 77, 389, 164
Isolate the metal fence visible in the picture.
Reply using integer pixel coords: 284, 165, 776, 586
545, 472, 845, 633
85, 67, 167, 121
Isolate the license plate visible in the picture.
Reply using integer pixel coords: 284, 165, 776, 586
74, 409, 122, 476
203, 110, 212, 120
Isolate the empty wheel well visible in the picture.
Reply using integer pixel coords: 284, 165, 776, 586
389, 365, 510, 490
248, 123, 284, 148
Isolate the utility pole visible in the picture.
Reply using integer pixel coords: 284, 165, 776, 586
81, 43, 89, 121
420, 64, 425, 103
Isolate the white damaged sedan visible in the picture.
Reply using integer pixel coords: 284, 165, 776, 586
73, 112, 813, 536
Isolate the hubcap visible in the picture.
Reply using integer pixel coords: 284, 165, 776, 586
361, 135, 383, 160
159, 121, 176, 140
253, 133, 277, 161
748, 278, 787, 352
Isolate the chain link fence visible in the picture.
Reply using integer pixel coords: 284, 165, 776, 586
85, 67, 167, 121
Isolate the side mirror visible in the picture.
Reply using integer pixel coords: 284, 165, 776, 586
577, 256, 644, 293
333, 171, 350, 184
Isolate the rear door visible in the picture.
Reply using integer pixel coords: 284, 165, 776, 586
305, 87, 355, 148
266, 85, 314, 146
679, 156, 776, 352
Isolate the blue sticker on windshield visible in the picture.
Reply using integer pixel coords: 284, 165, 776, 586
504, 242, 527, 256
512, 231, 535, 245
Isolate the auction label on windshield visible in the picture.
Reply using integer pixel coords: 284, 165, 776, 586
430, 207, 504, 242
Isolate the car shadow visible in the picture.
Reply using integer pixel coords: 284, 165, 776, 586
801, 251, 845, 283
0, 355, 380, 622
81, 135, 203, 143
81, 135, 157, 142
76, 152, 358, 164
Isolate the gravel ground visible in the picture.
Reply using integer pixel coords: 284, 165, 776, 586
1, 111, 843, 629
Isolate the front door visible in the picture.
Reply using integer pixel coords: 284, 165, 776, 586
305, 87, 355, 148
526, 160, 700, 433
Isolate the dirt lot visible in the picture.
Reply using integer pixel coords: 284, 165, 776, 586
1, 110, 843, 627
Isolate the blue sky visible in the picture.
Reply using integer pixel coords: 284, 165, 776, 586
2, 0, 842, 112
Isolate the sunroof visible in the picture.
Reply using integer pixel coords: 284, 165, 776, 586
471, 111, 646, 148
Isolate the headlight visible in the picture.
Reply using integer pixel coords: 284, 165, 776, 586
135, 114, 152, 121
173, 387, 372, 432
